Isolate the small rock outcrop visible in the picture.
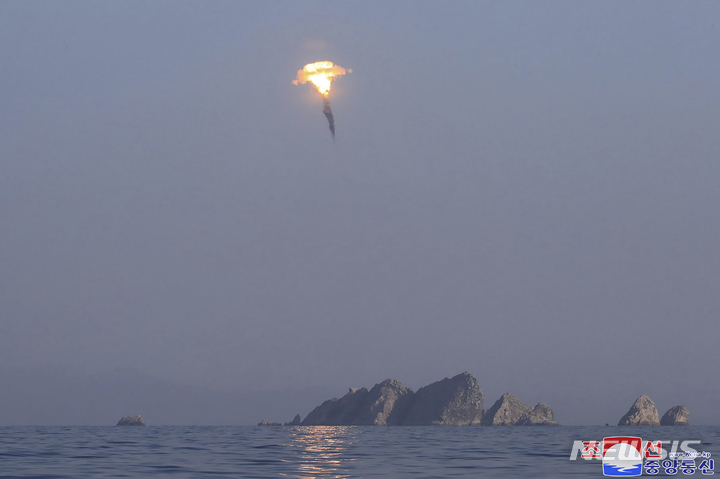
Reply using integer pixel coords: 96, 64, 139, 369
618, 395, 660, 426
116, 415, 146, 426
516, 403, 560, 426
257, 420, 282, 426
402, 372, 484, 426
284, 414, 303, 426
481, 393, 533, 426
660, 405, 689, 426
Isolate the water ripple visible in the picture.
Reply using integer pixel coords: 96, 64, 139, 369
0, 426, 717, 478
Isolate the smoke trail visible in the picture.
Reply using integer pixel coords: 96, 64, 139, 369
322, 98, 335, 138
293, 61, 350, 138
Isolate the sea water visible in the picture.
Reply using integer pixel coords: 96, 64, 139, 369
1, 425, 717, 478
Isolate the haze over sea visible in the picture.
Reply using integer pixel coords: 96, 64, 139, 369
1, 426, 717, 478
2, 2, 719, 478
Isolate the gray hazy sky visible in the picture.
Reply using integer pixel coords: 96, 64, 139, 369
1, 1, 719, 425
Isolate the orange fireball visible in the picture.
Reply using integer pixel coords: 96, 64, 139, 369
292, 61, 351, 98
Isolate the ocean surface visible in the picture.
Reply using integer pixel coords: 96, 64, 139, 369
1, 426, 717, 478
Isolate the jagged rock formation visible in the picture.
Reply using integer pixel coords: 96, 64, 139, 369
302, 379, 413, 425
365, 379, 414, 425
402, 372, 484, 426
481, 393, 533, 426
303, 372, 484, 426
284, 414, 302, 426
298, 372, 560, 426
116, 415, 145, 426
258, 420, 282, 426
660, 405, 689, 426
618, 395, 660, 426
301, 387, 370, 425
516, 403, 560, 426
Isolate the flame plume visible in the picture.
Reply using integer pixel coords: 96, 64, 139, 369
293, 61, 349, 98
293, 61, 351, 138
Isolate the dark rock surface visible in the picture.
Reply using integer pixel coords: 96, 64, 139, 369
402, 372, 484, 426
302, 379, 413, 426
365, 379, 414, 425
480, 393, 533, 426
660, 405, 689, 426
116, 415, 145, 426
301, 387, 371, 425
284, 414, 303, 426
257, 420, 282, 426
516, 403, 560, 426
618, 395, 660, 426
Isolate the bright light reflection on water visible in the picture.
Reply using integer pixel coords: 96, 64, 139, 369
284, 426, 358, 478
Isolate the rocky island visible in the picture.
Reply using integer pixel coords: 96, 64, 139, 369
618, 395, 689, 426
660, 405, 689, 426
116, 415, 146, 426
480, 394, 559, 426
257, 420, 282, 426
262, 382, 693, 427
298, 372, 559, 426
